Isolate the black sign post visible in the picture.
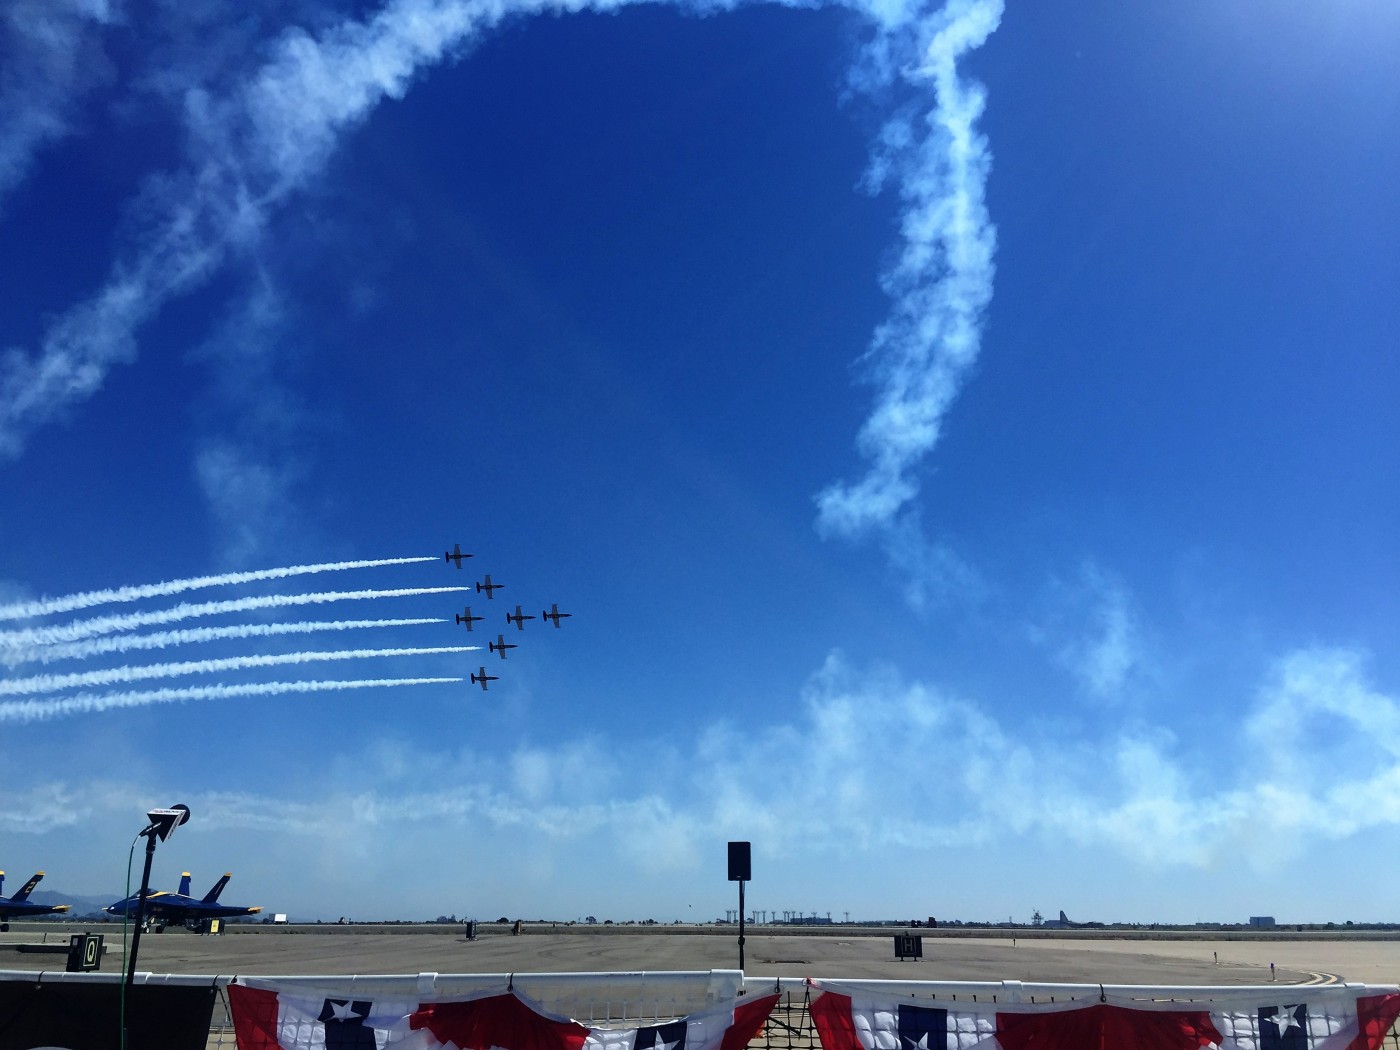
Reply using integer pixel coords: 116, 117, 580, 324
727, 841, 750, 970
65, 932, 104, 972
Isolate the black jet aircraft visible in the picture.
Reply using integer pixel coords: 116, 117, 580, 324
506, 605, 535, 630
470, 667, 498, 691
0, 871, 70, 931
455, 607, 484, 631
445, 543, 472, 568
476, 574, 502, 599
542, 603, 572, 628
105, 872, 262, 932
489, 634, 517, 659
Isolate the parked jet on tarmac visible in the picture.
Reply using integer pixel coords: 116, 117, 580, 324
476, 575, 502, 598
542, 603, 572, 628
105, 872, 262, 932
506, 605, 535, 630
1042, 910, 1104, 929
489, 634, 517, 659
0, 871, 70, 931
455, 607, 484, 630
471, 667, 498, 691
445, 544, 472, 568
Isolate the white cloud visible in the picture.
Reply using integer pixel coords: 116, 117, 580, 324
0, 780, 93, 833
229, 651, 1400, 858
194, 442, 299, 565
188, 274, 316, 564
0, 0, 116, 215
6, 644, 1400, 913
1033, 562, 1146, 701
881, 513, 985, 610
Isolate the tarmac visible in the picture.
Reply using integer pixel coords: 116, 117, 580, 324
0, 923, 1396, 986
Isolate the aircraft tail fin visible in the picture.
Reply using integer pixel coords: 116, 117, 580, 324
203, 873, 232, 902
1059, 910, 1070, 923
178, 872, 192, 896
11, 872, 43, 902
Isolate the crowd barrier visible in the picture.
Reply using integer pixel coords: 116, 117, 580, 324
0, 969, 1396, 1049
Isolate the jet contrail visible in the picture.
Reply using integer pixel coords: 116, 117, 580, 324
0, 645, 482, 697
0, 677, 465, 724
0, 556, 437, 622
0, 586, 468, 650
6, 617, 447, 668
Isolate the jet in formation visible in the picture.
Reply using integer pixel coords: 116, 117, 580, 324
448, 544, 574, 692
506, 605, 535, 630
0, 871, 70, 931
105, 872, 262, 932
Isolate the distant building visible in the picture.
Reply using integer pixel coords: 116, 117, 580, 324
1249, 916, 1276, 928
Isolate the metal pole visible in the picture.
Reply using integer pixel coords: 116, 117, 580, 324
737, 879, 746, 970
126, 831, 158, 985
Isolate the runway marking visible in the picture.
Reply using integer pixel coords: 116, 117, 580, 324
1300, 971, 1341, 985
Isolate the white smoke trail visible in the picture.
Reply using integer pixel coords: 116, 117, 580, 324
0, 0, 1003, 482
7, 617, 446, 668
816, 0, 1002, 548
0, 677, 464, 724
0, 555, 437, 622
0, 0, 516, 460
0, 645, 482, 697
0, 0, 1005, 621
0, 586, 468, 651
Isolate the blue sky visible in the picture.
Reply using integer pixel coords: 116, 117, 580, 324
1, 0, 1397, 925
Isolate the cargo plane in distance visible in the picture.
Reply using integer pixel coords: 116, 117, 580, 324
445, 544, 472, 568
471, 667, 498, 691
455, 607, 484, 630
506, 605, 535, 630
105, 872, 262, 932
0, 871, 70, 931
542, 603, 571, 627
1041, 910, 1104, 929
489, 634, 517, 659
476, 575, 502, 598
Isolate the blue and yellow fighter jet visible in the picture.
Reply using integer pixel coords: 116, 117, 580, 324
106, 872, 262, 932
0, 871, 70, 931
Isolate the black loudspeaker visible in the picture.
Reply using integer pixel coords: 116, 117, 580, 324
727, 841, 751, 882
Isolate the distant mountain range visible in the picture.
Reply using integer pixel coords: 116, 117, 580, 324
25, 888, 115, 917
